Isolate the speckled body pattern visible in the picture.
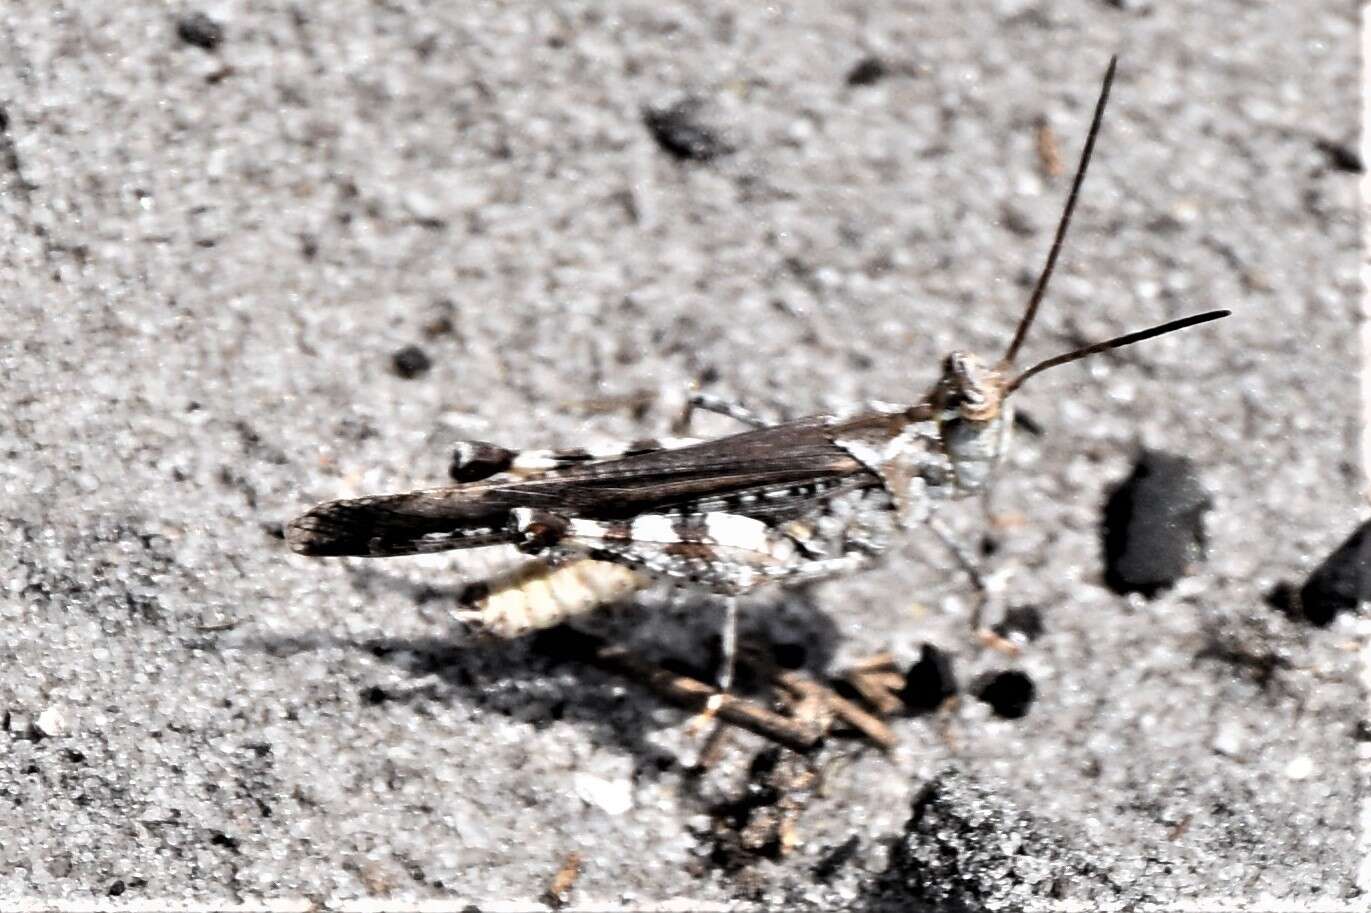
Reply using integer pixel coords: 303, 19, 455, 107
289, 401, 995, 635
287, 60, 1229, 639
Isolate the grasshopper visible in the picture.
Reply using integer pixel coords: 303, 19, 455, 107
287, 57, 1228, 682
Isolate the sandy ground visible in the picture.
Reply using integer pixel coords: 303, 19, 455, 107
0, 1, 1363, 907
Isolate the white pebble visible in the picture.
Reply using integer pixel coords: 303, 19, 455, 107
35, 706, 68, 738
574, 771, 633, 816
1284, 756, 1315, 780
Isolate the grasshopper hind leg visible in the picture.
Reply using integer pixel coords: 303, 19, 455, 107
675, 391, 770, 433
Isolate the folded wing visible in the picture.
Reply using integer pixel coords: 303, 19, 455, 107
287, 415, 880, 557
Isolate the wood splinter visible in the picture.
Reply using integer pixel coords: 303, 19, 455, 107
536, 629, 825, 752
741, 646, 898, 751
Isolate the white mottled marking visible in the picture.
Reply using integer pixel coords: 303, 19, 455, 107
704, 513, 770, 555
630, 515, 681, 543
658, 436, 704, 450
511, 451, 560, 470
835, 437, 886, 473
567, 518, 614, 539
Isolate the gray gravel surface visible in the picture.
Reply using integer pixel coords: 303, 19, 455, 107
0, 1, 1363, 907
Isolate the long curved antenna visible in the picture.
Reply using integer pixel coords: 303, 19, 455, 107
1005, 309, 1230, 395
1001, 55, 1118, 368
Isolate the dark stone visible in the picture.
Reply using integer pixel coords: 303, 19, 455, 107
1102, 449, 1211, 596
1316, 138, 1364, 174
974, 670, 1035, 719
846, 57, 888, 87
811, 834, 861, 882
770, 641, 807, 670
643, 99, 730, 163
177, 13, 224, 51
899, 644, 957, 714
993, 605, 1044, 642
391, 344, 433, 379
1296, 520, 1371, 626
208, 830, 240, 850
874, 768, 1142, 908
1013, 409, 1045, 436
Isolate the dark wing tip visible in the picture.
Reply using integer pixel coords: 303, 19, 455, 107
286, 503, 374, 557
285, 493, 518, 558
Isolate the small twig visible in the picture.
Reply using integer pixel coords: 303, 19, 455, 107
1036, 115, 1064, 177
848, 651, 897, 673
935, 697, 961, 752
562, 389, 656, 416
693, 719, 733, 771
735, 645, 898, 750
193, 619, 240, 632
782, 691, 836, 735
542, 851, 583, 909
770, 667, 898, 751
843, 667, 904, 716
976, 627, 1023, 657
866, 671, 906, 691
537, 630, 824, 752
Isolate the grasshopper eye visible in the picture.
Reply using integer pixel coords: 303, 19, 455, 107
941, 353, 1002, 422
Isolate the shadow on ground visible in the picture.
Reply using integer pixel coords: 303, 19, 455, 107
239, 569, 844, 769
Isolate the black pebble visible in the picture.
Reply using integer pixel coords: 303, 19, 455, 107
391, 344, 433, 379
770, 640, 807, 670
846, 57, 888, 87
209, 830, 240, 850
1316, 139, 1364, 174
900, 644, 957, 714
177, 12, 224, 51
1292, 520, 1370, 626
811, 835, 861, 882
643, 100, 730, 163
1102, 449, 1211, 596
993, 605, 1044, 642
1013, 409, 1045, 437
974, 670, 1035, 719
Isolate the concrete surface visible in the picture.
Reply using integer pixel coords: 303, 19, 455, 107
0, 0, 1363, 907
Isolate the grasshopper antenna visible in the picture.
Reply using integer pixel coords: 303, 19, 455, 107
1000, 55, 1118, 370
1006, 309, 1230, 394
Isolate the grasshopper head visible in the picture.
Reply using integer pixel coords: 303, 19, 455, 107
929, 351, 1012, 495
914, 57, 1229, 497
936, 352, 1007, 423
